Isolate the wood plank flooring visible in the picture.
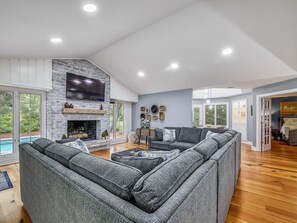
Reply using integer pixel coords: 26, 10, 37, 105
0, 141, 296, 223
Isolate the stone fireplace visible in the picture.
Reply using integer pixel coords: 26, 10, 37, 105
67, 120, 100, 141
46, 59, 110, 151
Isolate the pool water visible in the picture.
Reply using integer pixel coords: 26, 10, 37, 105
0, 136, 39, 154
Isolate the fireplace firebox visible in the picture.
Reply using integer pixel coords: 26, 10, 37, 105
67, 120, 97, 140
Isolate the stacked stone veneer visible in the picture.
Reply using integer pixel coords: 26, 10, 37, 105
46, 59, 110, 149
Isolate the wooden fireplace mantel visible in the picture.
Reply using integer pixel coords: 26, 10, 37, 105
62, 108, 105, 115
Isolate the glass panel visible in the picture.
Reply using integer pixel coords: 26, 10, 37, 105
205, 105, 215, 126
115, 104, 124, 139
109, 104, 114, 140
216, 104, 227, 126
0, 91, 13, 155
192, 107, 201, 126
20, 93, 41, 143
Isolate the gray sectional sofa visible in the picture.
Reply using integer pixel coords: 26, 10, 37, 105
148, 127, 227, 152
19, 128, 241, 223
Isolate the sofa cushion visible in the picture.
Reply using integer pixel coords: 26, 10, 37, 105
150, 141, 172, 150
155, 129, 163, 141
193, 138, 218, 161
112, 156, 163, 174
169, 142, 195, 152
223, 132, 233, 140
132, 149, 204, 213
178, 127, 202, 144
45, 143, 81, 167
70, 153, 143, 201
55, 138, 76, 144
32, 138, 54, 153
165, 127, 181, 140
200, 128, 227, 141
212, 134, 229, 148
225, 129, 237, 136
163, 129, 176, 142
205, 130, 220, 139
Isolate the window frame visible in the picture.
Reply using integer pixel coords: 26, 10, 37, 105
202, 102, 229, 128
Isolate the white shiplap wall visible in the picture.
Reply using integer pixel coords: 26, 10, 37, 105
0, 59, 52, 90
110, 77, 138, 102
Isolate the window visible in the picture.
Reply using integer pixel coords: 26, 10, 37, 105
110, 103, 124, 140
192, 105, 202, 127
203, 103, 228, 127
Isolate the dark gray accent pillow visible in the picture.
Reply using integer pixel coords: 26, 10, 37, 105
193, 138, 218, 161
132, 149, 204, 213
155, 129, 163, 141
112, 156, 163, 174
212, 134, 229, 148
226, 129, 237, 136
178, 127, 202, 144
45, 143, 81, 167
69, 153, 143, 201
32, 138, 54, 153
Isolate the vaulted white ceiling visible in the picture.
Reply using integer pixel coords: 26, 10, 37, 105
1, 0, 297, 95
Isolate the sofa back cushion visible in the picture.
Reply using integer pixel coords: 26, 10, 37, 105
178, 127, 202, 144
155, 129, 163, 141
69, 153, 143, 201
45, 143, 81, 167
32, 138, 54, 153
225, 129, 237, 136
132, 149, 204, 213
112, 156, 163, 174
212, 134, 229, 148
193, 138, 218, 161
223, 132, 233, 140
164, 127, 181, 140
200, 128, 227, 141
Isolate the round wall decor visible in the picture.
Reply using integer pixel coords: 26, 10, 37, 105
151, 105, 159, 114
140, 113, 145, 119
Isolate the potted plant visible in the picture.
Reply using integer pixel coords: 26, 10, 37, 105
102, 131, 106, 140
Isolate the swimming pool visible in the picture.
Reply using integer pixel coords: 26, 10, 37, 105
0, 136, 39, 154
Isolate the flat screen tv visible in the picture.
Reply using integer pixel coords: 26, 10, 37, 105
66, 73, 105, 101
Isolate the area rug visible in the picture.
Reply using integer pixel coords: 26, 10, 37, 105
0, 171, 13, 191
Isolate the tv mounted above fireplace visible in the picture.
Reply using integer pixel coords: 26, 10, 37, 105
66, 72, 105, 101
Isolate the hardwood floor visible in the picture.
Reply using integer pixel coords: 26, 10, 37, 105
0, 141, 296, 223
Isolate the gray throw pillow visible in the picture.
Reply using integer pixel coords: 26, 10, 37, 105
112, 156, 163, 174
163, 129, 176, 142
132, 149, 204, 213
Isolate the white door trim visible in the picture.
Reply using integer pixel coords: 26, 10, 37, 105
255, 88, 297, 151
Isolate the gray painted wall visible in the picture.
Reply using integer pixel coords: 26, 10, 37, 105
132, 89, 193, 130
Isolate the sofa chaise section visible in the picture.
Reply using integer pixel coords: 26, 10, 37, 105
20, 141, 218, 223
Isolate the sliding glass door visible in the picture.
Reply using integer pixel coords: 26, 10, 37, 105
0, 91, 14, 156
110, 103, 124, 141
0, 87, 45, 166
20, 93, 41, 143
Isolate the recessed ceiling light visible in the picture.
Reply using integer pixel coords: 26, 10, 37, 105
170, 63, 179, 69
222, 48, 233, 56
83, 4, 97, 12
138, 71, 145, 77
50, 38, 63, 43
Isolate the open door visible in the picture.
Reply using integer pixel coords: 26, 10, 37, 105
261, 98, 272, 151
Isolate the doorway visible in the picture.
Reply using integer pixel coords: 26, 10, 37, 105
256, 88, 297, 151
110, 103, 124, 142
0, 87, 46, 166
